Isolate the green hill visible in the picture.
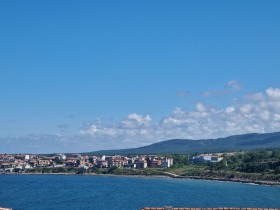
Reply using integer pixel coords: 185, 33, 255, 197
88, 132, 280, 155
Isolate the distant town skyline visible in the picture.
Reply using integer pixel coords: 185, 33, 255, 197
1, 1, 280, 153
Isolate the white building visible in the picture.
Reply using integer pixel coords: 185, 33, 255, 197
161, 158, 173, 168
192, 154, 223, 163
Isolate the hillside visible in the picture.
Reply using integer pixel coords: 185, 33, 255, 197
88, 132, 280, 155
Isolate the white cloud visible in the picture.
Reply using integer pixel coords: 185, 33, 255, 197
245, 92, 264, 101
227, 80, 242, 91
196, 103, 206, 112
225, 106, 235, 113
122, 113, 151, 128
202, 90, 226, 97
266, 87, 280, 100
239, 104, 252, 114
274, 114, 280, 120
202, 80, 242, 97
259, 110, 270, 121
176, 91, 189, 97
80, 113, 153, 148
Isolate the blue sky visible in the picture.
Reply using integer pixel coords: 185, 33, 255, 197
1, 1, 280, 153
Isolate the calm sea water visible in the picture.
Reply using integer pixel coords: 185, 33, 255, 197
0, 174, 280, 210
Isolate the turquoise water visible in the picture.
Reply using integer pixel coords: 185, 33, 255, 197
0, 175, 279, 210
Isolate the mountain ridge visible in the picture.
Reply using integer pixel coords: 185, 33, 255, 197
87, 132, 280, 155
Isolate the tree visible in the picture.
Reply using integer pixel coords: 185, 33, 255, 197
53, 157, 63, 164
108, 166, 118, 173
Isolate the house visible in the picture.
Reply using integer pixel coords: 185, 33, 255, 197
71, 154, 81, 159
0, 163, 14, 173
97, 160, 107, 168
136, 160, 147, 168
24, 155, 30, 160
150, 159, 162, 168
53, 164, 64, 168
1, 162, 12, 169
85, 162, 93, 168
58, 154, 66, 160
14, 163, 24, 170
107, 156, 128, 168
123, 163, 136, 168
161, 158, 173, 168
76, 158, 86, 167
24, 163, 33, 169
38, 159, 51, 167
65, 160, 76, 167
192, 154, 223, 163
127, 158, 135, 165
29, 160, 38, 168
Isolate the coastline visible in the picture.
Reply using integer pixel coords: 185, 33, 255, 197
1, 172, 279, 186
162, 173, 280, 186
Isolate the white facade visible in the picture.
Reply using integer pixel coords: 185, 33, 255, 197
161, 158, 173, 168
192, 155, 223, 163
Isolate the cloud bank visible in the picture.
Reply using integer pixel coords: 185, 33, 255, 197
80, 87, 280, 147
1, 87, 280, 153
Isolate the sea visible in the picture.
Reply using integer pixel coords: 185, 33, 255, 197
0, 174, 280, 210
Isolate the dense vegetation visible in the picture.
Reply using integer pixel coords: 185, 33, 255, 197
24, 167, 81, 174
166, 150, 280, 182
88, 132, 280, 155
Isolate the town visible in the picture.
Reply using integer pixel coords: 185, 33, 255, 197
0, 153, 175, 173
0, 153, 224, 174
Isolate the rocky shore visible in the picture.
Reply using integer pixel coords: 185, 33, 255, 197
163, 172, 280, 186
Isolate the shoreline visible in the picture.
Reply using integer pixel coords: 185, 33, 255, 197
162, 172, 280, 186
164, 174, 280, 186
1, 172, 279, 186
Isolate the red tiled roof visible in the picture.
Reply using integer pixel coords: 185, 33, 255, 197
1, 162, 11, 166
